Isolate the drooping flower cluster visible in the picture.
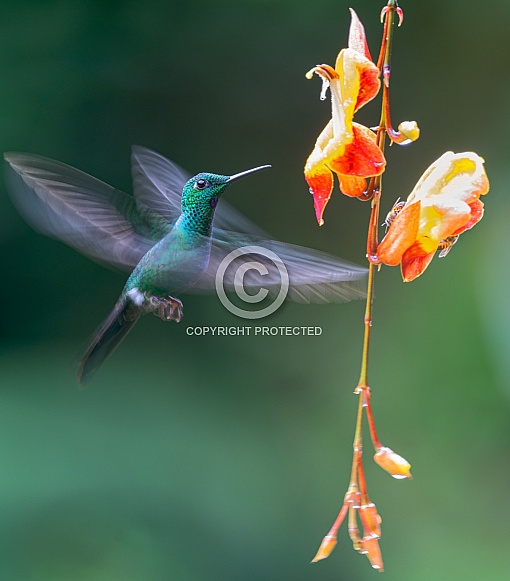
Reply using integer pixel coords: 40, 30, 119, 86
304, 1, 489, 573
311, 388, 412, 572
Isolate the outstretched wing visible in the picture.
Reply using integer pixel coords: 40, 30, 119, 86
130, 145, 187, 222
4, 152, 172, 271
130, 145, 269, 236
191, 229, 368, 303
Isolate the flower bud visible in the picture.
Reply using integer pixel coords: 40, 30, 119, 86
374, 446, 412, 479
311, 534, 337, 562
359, 502, 382, 537
398, 121, 420, 143
348, 505, 362, 551
360, 536, 384, 571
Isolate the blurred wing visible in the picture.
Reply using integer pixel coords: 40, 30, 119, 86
191, 229, 368, 303
131, 145, 269, 236
130, 145, 187, 222
4, 152, 172, 271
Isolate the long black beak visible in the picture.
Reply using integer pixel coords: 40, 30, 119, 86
227, 164, 271, 183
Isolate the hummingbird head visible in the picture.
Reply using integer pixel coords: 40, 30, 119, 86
180, 165, 270, 230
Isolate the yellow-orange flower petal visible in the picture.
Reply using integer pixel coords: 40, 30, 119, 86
452, 198, 484, 235
305, 122, 386, 222
401, 244, 436, 282
377, 152, 489, 280
337, 175, 368, 198
305, 157, 334, 225
406, 151, 489, 239
329, 123, 386, 182
333, 47, 380, 115
345, 10, 380, 110
377, 202, 420, 266
348, 8, 372, 61
305, 10, 384, 224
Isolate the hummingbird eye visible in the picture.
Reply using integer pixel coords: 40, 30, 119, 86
194, 178, 210, 190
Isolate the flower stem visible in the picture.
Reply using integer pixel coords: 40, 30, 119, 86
351, 0, 399, 509
358, 0, 399, 393
356, 262, 376, 392
314, 4, 405, 564
378, 1, 407, 144
365, 388, 383, 450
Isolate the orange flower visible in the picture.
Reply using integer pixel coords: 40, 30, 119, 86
305, 9, 385, 225
378, 152, 489, 281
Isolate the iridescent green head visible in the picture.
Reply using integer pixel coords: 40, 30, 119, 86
180, 165, 270, 233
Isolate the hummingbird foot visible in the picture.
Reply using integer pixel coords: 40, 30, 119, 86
143, 293, 183, 323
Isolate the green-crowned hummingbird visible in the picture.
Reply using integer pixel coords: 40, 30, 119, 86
5, 146, 367, 383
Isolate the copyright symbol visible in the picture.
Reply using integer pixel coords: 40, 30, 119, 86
215, 245, 289, 320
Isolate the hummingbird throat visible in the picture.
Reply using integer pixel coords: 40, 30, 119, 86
177, 205, 216, 237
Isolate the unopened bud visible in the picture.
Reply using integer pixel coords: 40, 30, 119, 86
398, 121, 420, 143
359, 502, 382, 537
311, 534, 337, 562
360, 536, 384, 571
374, 446, 412, 479
348, 505, 362, 550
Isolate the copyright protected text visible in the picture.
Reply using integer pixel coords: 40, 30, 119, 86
186, 326, 323, 336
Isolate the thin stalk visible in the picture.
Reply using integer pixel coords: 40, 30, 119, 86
356, 262, 376, 391
349, 388, 365, 481
314, 3, 402, 561
357, 0, 398, 391
378, 1, 406, 143
351, 0, 398, 491
365, 389, 383, 450
357, 447, 369, 501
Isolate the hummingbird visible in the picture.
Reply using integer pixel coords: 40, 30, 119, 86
4, 146, 368, 383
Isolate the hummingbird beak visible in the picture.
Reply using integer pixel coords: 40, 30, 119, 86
227, 164, 271, 183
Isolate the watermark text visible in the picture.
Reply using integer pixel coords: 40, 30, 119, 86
186, 326, 322, 336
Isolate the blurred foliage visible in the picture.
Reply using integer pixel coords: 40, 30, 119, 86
0, 0, 509, 579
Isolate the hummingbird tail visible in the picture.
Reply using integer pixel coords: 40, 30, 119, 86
77, 297, 140, 384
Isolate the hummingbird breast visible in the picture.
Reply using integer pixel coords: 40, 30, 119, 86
124, 224, 212, 297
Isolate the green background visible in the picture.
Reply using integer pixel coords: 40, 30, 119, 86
0, 0, 508, 579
